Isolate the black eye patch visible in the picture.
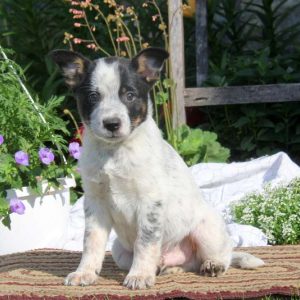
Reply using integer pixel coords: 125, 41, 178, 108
117, 63, 151, 130
73, 68, 102, 124
88, 91, 101, 104
120, 86, 138, 103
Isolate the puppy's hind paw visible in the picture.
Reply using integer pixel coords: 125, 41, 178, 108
200, 260, 226, 277
64, 271, 98, 286
123, 274, 155, 289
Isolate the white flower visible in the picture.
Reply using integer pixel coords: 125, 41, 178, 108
232, 178, 300, 245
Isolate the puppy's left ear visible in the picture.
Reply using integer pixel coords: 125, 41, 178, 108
131, 47, 169, 83
49, 49, 91, 89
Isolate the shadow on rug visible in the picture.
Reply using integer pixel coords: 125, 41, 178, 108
0, 246, 299, 299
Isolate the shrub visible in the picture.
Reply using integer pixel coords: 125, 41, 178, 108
173, 125, 230, 166
232, 178, 300, 245
0, 0, 74, 100
198, 0, 300, 162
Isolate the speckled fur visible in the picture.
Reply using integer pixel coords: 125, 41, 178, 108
51, 48, 264, 290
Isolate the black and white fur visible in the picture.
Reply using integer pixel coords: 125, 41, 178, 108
51, 48, 264, 290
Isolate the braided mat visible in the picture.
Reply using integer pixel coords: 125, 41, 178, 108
0, 246, 299, 300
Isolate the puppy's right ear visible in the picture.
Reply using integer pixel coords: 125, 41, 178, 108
49, 50, 91, 89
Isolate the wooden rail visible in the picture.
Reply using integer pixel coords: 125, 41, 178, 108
167, 0, 300, 124
185, 83, 300, 107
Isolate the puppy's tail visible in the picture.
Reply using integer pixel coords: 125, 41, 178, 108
231, 251, 265, 269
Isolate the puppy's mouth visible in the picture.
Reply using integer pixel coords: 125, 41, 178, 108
93, 129, 129, 143
107, 131, 125, 140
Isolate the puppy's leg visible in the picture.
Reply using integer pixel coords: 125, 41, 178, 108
191, 210, 233, 277
123, 201, 163, 289
65, 199, 112, 286
112, 238, 133, 270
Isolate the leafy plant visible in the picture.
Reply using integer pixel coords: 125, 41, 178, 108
248, 0, 300, 57
172, 125, 230, 166
199, 0, 300, 162
232, 178, 300, 245
205, 0, 300, 86
0, 48, 79, 228
0, 0, 74, 100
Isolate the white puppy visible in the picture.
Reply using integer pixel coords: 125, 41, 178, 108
51, 48, 264, 290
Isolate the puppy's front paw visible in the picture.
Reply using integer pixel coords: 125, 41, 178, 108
200, 260, 226, 277
64, 271, 98, 286
123, 274, 155, 289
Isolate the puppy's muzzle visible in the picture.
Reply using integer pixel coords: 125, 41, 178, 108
103, 117, 121, 132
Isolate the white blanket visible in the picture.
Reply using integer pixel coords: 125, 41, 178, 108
64, 152, 300, 251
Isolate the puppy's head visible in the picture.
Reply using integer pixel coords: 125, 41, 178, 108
50, 48, 168, 143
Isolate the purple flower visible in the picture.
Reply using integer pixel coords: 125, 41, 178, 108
15, 150, 29, 166
0, 135, 4, 145
69, 142, 82, 160
9, 198, 26, 215
38, 147, 55, 165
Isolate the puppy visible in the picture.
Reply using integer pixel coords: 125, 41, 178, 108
50, 48, 264, 289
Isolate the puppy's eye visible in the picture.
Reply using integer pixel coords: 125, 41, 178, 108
88, 92, 99, 103
126, 92, 136, 102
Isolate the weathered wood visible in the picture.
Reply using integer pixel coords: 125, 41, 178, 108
168, 0, 186, 127
184, 83, 300, 106
196, 0, 208, 86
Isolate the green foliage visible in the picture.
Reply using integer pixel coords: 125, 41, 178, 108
232, 178, 300, 245
0, 0, 73, 100
0, 48, 77, 228
199, 0, 300, 162
171, 125, 230, 166
0, 197, 10, 229
205, 0, 300, 86
204, 102, 300, 161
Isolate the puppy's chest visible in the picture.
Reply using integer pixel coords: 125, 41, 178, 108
83, 141, 163, 225
100, 154, 143, 221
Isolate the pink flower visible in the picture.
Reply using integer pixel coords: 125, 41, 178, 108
73, 38, 82, 44
69, 8, 85, 18
73, 14, 84, 19
87, 43, 96, 49
152, 14, 159, 22
116, 36, 130, 42
69, 9, 82, 14
74, 22, 82, 27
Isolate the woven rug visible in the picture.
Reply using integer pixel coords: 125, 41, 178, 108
0, 246, 299, 299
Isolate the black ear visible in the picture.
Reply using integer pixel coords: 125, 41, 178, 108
131, 47, 169, 83
49, 50, 91, 88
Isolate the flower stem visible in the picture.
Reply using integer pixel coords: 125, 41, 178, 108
92, 4, 118, 56
64, 109, 82, 143
83, 12, 111, 56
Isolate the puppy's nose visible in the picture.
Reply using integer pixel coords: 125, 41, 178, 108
103, 117, 121, 132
